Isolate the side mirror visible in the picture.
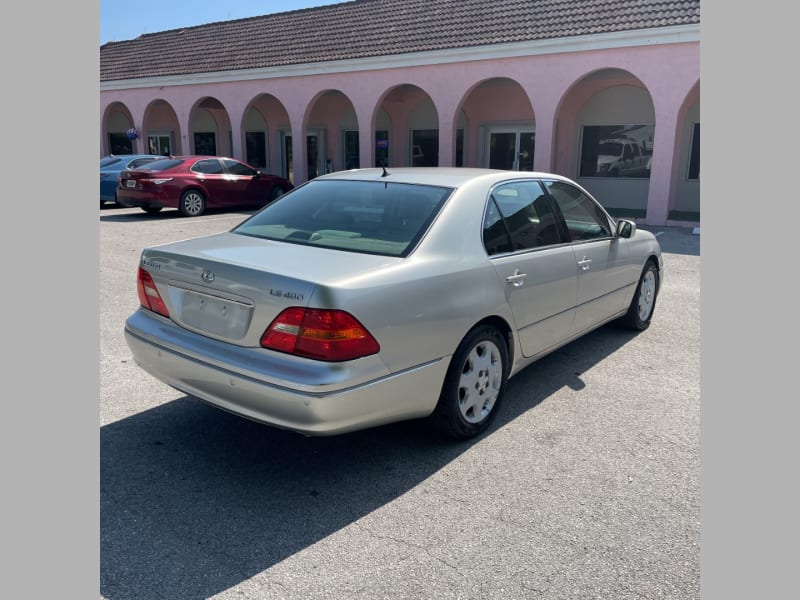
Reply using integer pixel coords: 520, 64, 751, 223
616, 219, 636, 238
254, 170, 262, 179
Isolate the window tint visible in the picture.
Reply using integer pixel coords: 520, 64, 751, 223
128, 157, 158, 169
193, 159, 224, 174
483, 198, 512, 255
141, 158, 182, 171
234, 180, 452, 257
483, 180, 563, 254
223, 159, 257, 176
100, 157, 121, 167
543, 180, 612, 241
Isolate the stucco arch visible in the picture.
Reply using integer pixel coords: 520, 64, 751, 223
455, 77, 535, 169
668, 80, 700, 220
552, 68, 655, 218
142, 99, 181, 155
241, 93, 292, 173
102, 102, 136, 155
301, 89, 358, 175
372, 84, 438, 167
188, 96, 232, 156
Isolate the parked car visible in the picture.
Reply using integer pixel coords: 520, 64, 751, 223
116, 156, 293, 217
100, 154, 163, 206
595, 138, 651, 177
124, 167, 662, 439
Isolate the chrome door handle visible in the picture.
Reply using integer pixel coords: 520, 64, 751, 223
577, 257, 592, 271
506, 269, 527, 287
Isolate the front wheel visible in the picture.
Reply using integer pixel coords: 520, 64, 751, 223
431, 325, 509, 440
179, 189, 206, 217
620, 260, 659, 330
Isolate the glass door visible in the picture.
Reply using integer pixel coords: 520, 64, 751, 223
147, 134, 172, 156
306, 130, 326, 180
487, 129, 535, 170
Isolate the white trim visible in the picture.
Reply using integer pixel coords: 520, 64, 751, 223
101, 25, 700, 91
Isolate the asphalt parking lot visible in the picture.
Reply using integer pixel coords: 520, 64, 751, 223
100, 204, 700, 600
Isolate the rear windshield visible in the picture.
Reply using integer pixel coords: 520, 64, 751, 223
233, 179, 453, 257
137, 158, 182, 171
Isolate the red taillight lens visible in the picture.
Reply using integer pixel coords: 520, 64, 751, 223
261, 307, 380, 362
136, 267, 170, 317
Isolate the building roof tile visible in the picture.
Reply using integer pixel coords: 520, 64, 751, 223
100, 0, 700, 81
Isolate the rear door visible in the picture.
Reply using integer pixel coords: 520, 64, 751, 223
484, 179, 578, 358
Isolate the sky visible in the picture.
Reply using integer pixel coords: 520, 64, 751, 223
100, 0, 343, 44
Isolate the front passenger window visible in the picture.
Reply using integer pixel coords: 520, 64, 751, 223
543, 180, 612, 241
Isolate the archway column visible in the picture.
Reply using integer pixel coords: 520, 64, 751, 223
646, 92, 689, 226
287, 110, 307, 185
530, 97, 557, 173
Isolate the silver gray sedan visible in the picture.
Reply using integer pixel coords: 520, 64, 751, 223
125, 167, 662, 439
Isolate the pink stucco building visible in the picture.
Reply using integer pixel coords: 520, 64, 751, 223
100, 0, 700, 226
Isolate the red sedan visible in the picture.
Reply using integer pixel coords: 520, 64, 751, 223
116, 156, 293, 217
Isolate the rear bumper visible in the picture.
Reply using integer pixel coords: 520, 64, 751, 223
124, 309, 449, 436
116, 187, 173, 210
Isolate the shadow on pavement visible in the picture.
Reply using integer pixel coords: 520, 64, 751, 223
100, 323, 636, 599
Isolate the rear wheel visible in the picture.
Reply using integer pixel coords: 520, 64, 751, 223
179, 190, 206, 217
431, 325, 508, 440
620, 260, 659, 330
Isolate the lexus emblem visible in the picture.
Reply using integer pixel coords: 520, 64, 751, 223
201, 268, 215, 283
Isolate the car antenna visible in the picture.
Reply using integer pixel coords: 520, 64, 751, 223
381, 165, 390, 178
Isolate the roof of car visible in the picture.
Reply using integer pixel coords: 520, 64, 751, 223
101, 0, 701, 81
315, 167, 573, 188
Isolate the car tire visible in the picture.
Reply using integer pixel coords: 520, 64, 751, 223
141, 206, 163, 214
179, 190, 206, 217
269, 185, 285, 203
431, 325, 509, 440
620, 260, 659, 330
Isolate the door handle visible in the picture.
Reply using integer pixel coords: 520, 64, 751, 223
506, 269, 527, 287
577, 257, 592, 271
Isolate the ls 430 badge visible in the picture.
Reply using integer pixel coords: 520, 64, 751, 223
270, 289, 304, 301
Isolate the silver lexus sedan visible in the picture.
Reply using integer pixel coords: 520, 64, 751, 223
125, 167, 662, 439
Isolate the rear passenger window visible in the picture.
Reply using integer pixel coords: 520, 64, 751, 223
483, 181, 563, 255
193, 159, 224, 174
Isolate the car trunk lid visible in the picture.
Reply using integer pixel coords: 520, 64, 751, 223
139, 231, 400, 346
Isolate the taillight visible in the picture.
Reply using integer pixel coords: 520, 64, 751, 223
261, 307, 380, 362
136, 267, 170, 317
